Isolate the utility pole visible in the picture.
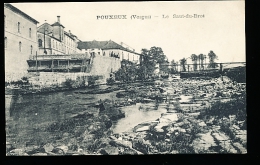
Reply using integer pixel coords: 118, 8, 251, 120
43, 20, 47, 55
36, 51, 38, 72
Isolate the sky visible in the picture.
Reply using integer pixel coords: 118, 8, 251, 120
9, 1, 245, 63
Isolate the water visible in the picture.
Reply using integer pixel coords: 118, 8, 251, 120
112, 102, 167, 133
5, 85, 119, 147
5, 83, 168, 147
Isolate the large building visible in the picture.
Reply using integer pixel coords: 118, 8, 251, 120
4, 3, 39, 81
37, 16, 82, 55
77, 40, 141, 64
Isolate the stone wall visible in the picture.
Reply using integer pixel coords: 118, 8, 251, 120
27, 72, 91, 87
25, 55, 121, 86
89, 55, 121, 84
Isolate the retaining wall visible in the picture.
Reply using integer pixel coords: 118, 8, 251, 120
26, 56, 121, 86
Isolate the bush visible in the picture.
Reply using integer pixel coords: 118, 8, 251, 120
106, 77, 115, 85
64, 78, 74, 88
87, 75, 100, 86
199, 93, 246, 121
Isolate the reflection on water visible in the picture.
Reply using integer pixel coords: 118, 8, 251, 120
112, 102, 167, 133
5, 82, 170, 147
5, 85, 120, 147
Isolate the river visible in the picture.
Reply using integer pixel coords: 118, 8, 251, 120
5, 82, 168, 148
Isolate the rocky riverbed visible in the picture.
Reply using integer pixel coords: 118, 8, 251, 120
6, 76, 246, 155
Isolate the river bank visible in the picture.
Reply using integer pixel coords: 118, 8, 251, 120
6, 76, 246, 155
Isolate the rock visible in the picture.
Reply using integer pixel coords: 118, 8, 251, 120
43, 143, 54, 153
63, 132, 70, 137
154, 128, 164, 133
7, 149, 27, 156
135, 126, 150, 132
52, 148, 65, 155
99, 146, 119, 155
161, 113, 178, 122
32, 153, 48, 156
171, 150, 179, 154
56, 145, 68, 154
109, 136, 118, 140
68, 144, 78, 151
83, 134, 95, 141
6, 142, 14, 153
120, 148, 138, 155
198, 121, 207, 127
232, 142, 247, 153
179, 128, 186, 133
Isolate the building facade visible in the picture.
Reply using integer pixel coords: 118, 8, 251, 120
78, 40, 141, 64
37, 16, 82, 56
4, 3, 39, 81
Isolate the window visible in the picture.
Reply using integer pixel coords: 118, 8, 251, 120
4, 37, 7, 48
38, 39, 42, 47
18, 22, 20, 33
19, 42, 22, 52
29, 28, 31, 38
30, 45, 33, 54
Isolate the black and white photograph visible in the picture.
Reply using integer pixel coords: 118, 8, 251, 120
5, 1, 246, 155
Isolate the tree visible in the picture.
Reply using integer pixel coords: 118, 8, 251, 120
141, 48, 156, 78
170, 59, 177, 73
179, 58, 187, 72
149, 47, 166, 64
198, 54, 205, 70
208, 50, 218, 68
190, 54, 198, 71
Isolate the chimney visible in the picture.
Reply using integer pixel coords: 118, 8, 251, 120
69, 30, 71, 35
57, 16, 60, 23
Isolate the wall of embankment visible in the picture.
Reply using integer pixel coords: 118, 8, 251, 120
26, 55, 121, 87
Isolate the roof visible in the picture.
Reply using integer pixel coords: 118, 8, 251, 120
78, 40, 141, 55
37, 23, 53, 34
64, 31, 76, 40
51, 22, 65, 28
4, 3, 39, 24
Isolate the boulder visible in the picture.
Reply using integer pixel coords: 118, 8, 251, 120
160, 113, 178, 122
99, 146, 119, 155
7, 149, 27, 156
68, 144, 78, 151
51, 147, 65, 155
135, 126, 150, 132
6, 142, 14, 153
43, 143, 54, 153
32, 153, 48, 156
198, 121, 207, 127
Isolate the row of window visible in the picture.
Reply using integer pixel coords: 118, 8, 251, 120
4, 15, 33, 38
38, 38, 77, 53
5, 37, 34, 54
17, 21, 32, 38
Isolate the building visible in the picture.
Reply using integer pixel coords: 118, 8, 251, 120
4, 3, 39, 81
37, 16, 82, 55
77, 40, 141, 64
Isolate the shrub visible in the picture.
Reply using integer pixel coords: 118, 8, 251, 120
106, 77, 115, 85
64, 78, 74, 88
